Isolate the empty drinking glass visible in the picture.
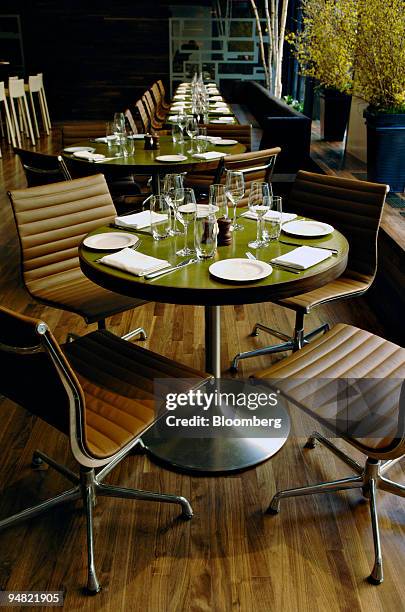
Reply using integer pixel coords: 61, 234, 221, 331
186, 115, 198, 153
174, 188, 197, 256
150, 195, 170, 240
172, 123, 184, 144
247, 182, 271, 249
113, 112, 126, 133
106, 121, 117, 149
177, 111, 188, 141
118, 132, 135, 157
209, 184, 227, 219
194, 208, 217, 259
262, 196, 283, 244
162, 173, 184, 236
196, 127, 208, 153
225, 170, 245, 231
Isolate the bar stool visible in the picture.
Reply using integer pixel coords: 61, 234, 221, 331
36, 72, 51, 131
27, 75, 49, 136
0, 81, 16, 155
8, 77, 36, 146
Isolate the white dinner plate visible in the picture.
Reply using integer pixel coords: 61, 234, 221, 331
64, 146, 95, 153
83, 232, 139, 251
209, 258, 272, 282
282, 220, 335, 237
215, 139, 238, 145
155, 155, 187, 162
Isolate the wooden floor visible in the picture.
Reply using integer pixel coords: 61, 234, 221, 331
0, 132, 404, 612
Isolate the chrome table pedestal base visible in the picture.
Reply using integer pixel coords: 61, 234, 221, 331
0, 445, 192, 595
143, 305, 291, 474
268, 431, 405, 585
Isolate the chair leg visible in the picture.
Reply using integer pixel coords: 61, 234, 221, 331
81, 469, 101, 595
96, 482, 193, 519
230, 340, 294, 371
121, 327, 148, 341
32, 450, 80, 484
303, 322, 330, 343
304, 431, 364, 474
268, 474, 364, 514
0, 486, 81, 532
379, 456, 404, 475
379, 475, 405, 497
367, 478, 383, 584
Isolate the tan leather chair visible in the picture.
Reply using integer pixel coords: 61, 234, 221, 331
0, 305, 211, 593
7, 174, 147, 339
150, 83, 168, 122
186, 147, 280, 201
135, 98, 150, 133
61, 121, 106, 146
142, 92, 164, 131
156, 79, 172, 111
231, 171, 389, 369
205, 123, 252, 151
253, 323, 405, 584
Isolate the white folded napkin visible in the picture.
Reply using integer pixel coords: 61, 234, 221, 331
212, 101, 228, 107
98, 248, 170, 276
196, 135, 222, 142
210, 117, 234, 123
241, 211, 298, 224
73, 151, 105, 161
192, 151, 227, 160
94, 137, 108, 143
115, 211, 167, 230
209, 96, 223, 101
271, 246, 333, 270
214, 109, 231, 114
168, 115, 179, 121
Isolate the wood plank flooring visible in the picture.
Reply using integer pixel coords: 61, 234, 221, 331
0, 133, 404, 612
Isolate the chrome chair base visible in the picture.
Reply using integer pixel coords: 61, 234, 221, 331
0, 446, 193, 594
268, 431, 405, 585
230, 311, 329, 371
67, 327, 147, 344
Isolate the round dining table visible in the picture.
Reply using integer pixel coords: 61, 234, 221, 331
62, 135, 246, 192
79, 213, 349, 473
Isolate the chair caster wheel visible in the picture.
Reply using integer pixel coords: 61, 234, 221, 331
230, 366, 238, 373
181, 512, 193, 521
367, 574, 383, 585
32, 453, 43, 467
267, 506, 279, 515
84, 585, 102, 596
304, 440, 317, 449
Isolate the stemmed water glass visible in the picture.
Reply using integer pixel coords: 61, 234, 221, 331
225, 170, 245, 231
113, 112, 125, 135
247, 181, 271, 249
176, 111, 188, 143
174, 188, 197, 256
162, 173, 184, 236
186, 115, 198, 153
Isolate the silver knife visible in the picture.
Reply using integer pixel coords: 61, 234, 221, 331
144, 257, 197, 280
279, 239, 338, 254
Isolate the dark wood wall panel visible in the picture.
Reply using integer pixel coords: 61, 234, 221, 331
1, 1, 171, 120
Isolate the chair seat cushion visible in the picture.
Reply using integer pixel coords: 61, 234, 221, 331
65, 330, 212, 458
27, 267, 143, 324
253, 324, 405, 455
276, 271, 373, 313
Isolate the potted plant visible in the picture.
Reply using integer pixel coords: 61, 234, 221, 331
288, 0, 358, 141
354, 0, 405, 192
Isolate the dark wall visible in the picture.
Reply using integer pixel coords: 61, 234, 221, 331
1, 1, 171, 120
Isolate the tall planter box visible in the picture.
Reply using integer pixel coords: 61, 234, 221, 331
320, 90, 352, 141
365, 111, 405, 193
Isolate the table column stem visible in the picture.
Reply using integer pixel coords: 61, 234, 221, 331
205, 305, 221, 378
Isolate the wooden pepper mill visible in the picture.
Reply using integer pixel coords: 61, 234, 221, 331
217, 217, 232, 246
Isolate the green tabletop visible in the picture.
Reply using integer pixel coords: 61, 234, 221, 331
79, 214, 349, 307
62, 136, 245, 175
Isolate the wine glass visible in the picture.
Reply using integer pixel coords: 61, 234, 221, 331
186, 115, 198, 153
247, 181, 271, 249
176, 111, 188, 142
162, 173, 184, 236
174, 188, 197, 256
225, 170, 245, 231
113, 112, 125, 135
